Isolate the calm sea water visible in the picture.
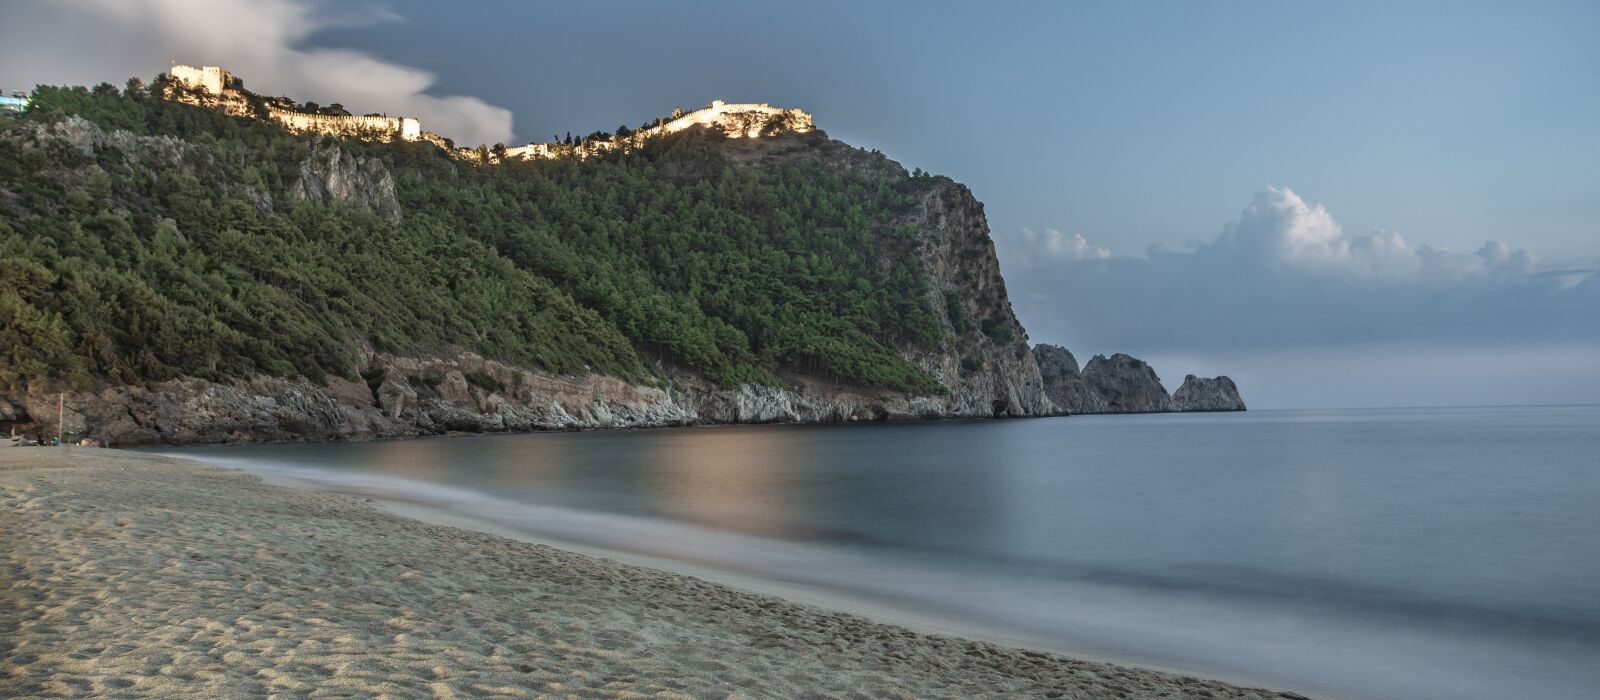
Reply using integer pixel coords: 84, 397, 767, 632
159, 406, 1600, 700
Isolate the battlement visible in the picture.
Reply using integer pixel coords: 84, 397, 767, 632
265, 107, 422, 142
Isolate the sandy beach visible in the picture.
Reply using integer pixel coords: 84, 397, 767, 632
1, 448, 1308, 699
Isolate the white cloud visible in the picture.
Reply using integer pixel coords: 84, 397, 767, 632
0, 0, 514, 146
999, 186, 1597, 354
1218, 186, 1349, 269
1207, 187, 1539, 283
1018, 228, 1110, 262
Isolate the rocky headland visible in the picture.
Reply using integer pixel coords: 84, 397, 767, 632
1, 81, 1249, 446
0, 115, 1053, 446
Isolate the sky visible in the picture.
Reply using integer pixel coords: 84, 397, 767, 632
5, 0, 1597, 408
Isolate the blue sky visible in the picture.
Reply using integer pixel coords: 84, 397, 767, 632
307, 0, 1600, 259
7, 0, 1598, 407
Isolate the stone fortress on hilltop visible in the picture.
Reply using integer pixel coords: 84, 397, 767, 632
497, 100, 813, 162
167, 65, 234, 97
165, 64, 812, 161
170, 64, 426, 143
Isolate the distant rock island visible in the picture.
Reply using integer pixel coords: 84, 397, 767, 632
1032, 345, 1245, 414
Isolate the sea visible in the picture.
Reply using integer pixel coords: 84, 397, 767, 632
156, 405, 1600, 700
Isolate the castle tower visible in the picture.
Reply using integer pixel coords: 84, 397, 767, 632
170, 65, 232, 95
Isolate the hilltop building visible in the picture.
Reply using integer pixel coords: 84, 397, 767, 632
162, 64, 812, 161
497, 100, 813, 162
169, 65, 237, 96
167, 64, 423, 143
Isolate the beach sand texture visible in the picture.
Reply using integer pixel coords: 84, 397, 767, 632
1, 448, 1306, 699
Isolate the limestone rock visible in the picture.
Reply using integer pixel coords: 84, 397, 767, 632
1032, 344, 1107, 415
437, 370, 475, 407
6, 116, 273, 213
875, 153, 1054, 418
1033, 345, 1246, 415
1172, 375, 1247, 412
1080, 353, 1174, 413
374, 370, 417, 419
288, 138, 402, 223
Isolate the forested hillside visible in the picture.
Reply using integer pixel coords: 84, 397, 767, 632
0, 78, 1051, 444
3, 80, 956, 393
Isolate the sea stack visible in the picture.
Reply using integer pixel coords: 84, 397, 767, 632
1033, 344, 1108, 414
1171, 375, 1247, 412
1032, 345, 1246, 414
1080, 353, 1174, 413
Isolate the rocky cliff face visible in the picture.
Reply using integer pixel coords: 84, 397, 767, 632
1081, 353, 1174, 413
1032, 344, 1108, 414
897, 171, 1053, 418
288, 138, 402, 223
1, 346, 1048, 446
653, 131, 1056, 421
10, 116, 274, 213
1032, 345, 1245, 415
1172, 375, 1247, 412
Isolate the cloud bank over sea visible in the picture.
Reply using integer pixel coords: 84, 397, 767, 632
1001, 187, 1599, 406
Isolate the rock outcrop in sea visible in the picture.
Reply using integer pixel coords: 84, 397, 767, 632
1033, 344, 1107, 414
1031, 344, 1244, 415
1171, 375, 1247, 412
1081, 353, 1175, 413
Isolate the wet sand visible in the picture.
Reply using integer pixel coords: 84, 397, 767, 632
1, 448, 1309, 698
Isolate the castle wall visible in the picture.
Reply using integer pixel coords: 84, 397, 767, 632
266, 108, 422, 142
164, 64, 807, 161
503, 100, 813, 162
657, 100, 813, 138
504, 143, 560, 159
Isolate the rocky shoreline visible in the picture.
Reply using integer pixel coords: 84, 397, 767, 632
2, 342, 1248, 447
0, 348, 1058, 447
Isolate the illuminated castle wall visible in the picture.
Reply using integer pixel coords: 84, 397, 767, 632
168, 64, 422, 142
265, 107, 421, 141
165, 65, 811, 161
502, 100, 814, 161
